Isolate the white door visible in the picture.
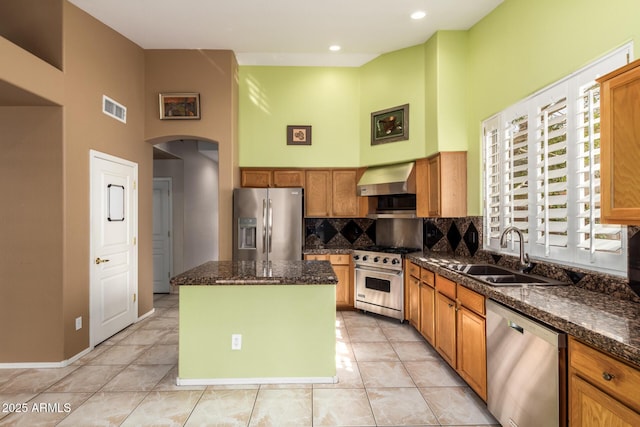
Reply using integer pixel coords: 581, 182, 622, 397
153, 178, 172, 293
90, 150, 138, 346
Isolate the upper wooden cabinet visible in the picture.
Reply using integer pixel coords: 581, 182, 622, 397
305, 170, 333, 217
241, 169, 272, 188
240, 168, 304, 188
305, 169, 363, 218
597, 59, 640, 224
416, 152, 467, 217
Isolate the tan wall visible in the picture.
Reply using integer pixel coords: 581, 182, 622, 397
62, 2, 151, 359
0, 0, 63, 70
0, 107, 64, 362
145, 50, 239, 260
0, 3, 238, 363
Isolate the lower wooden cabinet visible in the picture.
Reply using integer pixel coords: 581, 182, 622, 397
435, 289, 457, 367
305, 253, 353, 309
405, 262, 487, 401
569, 337, 640, 426
457, 305, 487, 400
419, 282, 436, 346
408, 275, 421, 328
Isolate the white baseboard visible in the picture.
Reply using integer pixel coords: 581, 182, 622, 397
0, 346, 93, 370
137, 308, 155, 322
176, 376, 338, 386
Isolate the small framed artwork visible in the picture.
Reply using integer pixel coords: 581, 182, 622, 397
371, 103, 409, 145
159, 93, 200, 120
287, 125, 312, 145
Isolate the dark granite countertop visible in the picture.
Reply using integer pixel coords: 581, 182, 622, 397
304, 248, 354, 255
170, 260, 338, 286
407, 253, 640, 368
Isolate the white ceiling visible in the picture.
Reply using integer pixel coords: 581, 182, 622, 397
68, 0, 503, 67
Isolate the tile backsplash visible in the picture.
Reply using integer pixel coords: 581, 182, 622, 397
305, 216, 640, 303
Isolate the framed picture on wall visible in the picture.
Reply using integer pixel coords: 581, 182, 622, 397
159, 93, 201, 120
287, 125, 312, 145
371, 104, 409, 145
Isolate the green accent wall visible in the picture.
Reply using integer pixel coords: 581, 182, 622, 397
359, 44, 426, 166
238, 0, 640, 216
179, 285, 336, 381
239, 66, 360, 167
465, 0, 640, 215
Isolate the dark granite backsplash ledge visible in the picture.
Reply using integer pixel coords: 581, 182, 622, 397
305, 217, 640, 303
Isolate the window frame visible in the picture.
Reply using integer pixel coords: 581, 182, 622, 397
482, 44, 632, 276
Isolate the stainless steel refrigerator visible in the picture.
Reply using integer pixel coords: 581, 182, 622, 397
233, 187, 303, 261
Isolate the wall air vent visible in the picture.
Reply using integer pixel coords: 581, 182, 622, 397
102, 95, 127, 123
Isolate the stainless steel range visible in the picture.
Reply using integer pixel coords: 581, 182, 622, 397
353, 218, 423, 321
353, 246, 419, 321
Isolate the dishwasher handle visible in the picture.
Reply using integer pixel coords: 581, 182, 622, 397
508, 320, 524, 334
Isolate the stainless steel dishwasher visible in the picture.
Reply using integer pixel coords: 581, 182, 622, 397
486, 299, 567, 427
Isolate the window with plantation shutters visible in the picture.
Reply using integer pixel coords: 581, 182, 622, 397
482, 44, 631, 275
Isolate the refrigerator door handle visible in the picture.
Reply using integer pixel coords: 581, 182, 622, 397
268, 198, 273, 253
262, 199, 267, 253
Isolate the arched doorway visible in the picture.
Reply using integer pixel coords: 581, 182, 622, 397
151, 137, 220, 292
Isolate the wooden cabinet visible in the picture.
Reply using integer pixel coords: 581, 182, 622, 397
419, 270, 436, 346
305, 170, 332, 217
416, 152, 467, 217
407, 274, 421, 328
406, 262, 435, 346
597, 59, 640, 225
305, 169, 362, 218
406, 264, 487, 401
273, 170, 304, 187
241, 169, 272, 187
331, 170, 359, 217
305, 253, 353, 309
456, 285, 487, 401
569, 337, 640, 426
435, 280, 457, 367
241, 168, 305, 188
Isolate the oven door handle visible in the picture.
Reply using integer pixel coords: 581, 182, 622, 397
355, 265, 403, 276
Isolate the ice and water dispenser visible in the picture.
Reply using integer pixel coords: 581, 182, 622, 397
237, 217, 257, 250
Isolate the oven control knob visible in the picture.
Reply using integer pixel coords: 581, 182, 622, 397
362, 255, 368, 261
383, 257, 389, 264
391, 259, 400, 265
374, 256, 380, 262
353, 255, 360, 260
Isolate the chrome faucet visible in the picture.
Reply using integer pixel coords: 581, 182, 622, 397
500, 226, 532, 272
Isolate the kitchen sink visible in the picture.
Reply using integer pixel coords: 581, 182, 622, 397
445, 263, 567, 287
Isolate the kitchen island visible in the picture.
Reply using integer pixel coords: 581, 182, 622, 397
170, 260, 338, 385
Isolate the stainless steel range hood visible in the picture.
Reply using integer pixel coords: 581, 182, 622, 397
357, 162, 418, 219
357, 162, 416, 196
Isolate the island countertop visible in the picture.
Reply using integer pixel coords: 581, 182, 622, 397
170, 260, 338, 286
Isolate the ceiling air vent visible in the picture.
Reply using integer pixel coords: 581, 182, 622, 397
102, 95, 127, 123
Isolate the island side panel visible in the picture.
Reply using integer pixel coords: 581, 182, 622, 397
178, 284, 336, 383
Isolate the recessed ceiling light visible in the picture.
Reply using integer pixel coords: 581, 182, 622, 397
329, 45, 341, 52
411, 11, 426, 20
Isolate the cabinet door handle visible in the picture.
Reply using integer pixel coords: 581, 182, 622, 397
602, 372, 615, 381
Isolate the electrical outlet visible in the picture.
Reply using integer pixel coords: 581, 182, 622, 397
75, 317, 82, 331
231, 334, 242, 350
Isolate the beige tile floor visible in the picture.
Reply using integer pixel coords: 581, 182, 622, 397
0, 294, 498, 426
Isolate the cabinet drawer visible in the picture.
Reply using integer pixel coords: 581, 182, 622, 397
420, 268, 435, 287
435, 275, 456, 300
457, 285, 485, 316
408, 262, 421, 279
329, 254, 350, 265
305, 254, 329, 261
569, 337, 640, 412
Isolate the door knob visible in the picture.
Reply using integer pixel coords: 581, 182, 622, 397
95, 257, 110, 265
